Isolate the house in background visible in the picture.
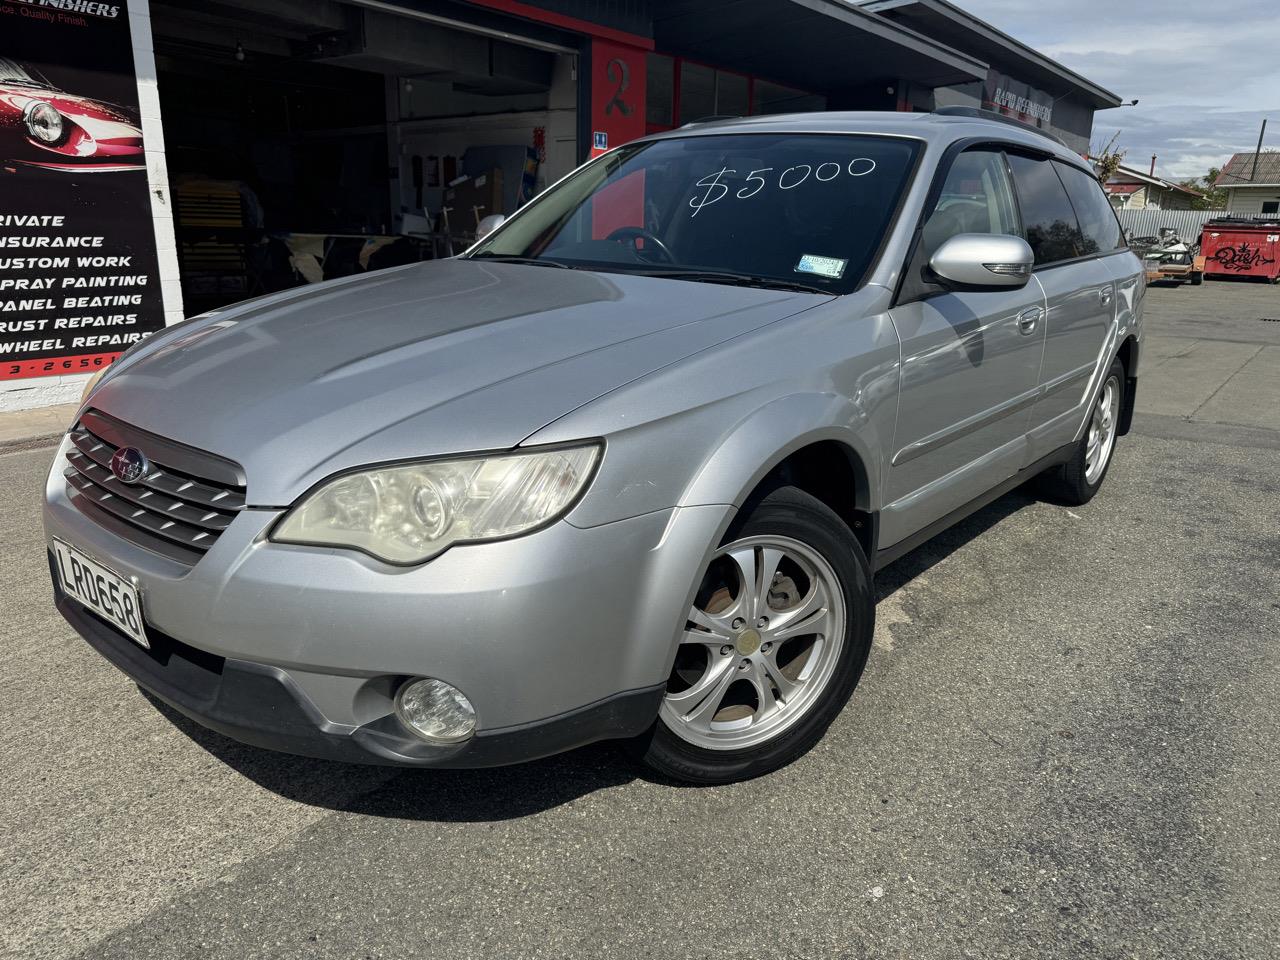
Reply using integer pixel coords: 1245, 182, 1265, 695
1216, 152, 1280, 215
1104, 162, 1202, 210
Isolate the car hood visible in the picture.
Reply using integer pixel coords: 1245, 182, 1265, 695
92, 259, 828, 505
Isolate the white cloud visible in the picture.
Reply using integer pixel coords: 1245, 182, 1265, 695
959, 0, 1280, 180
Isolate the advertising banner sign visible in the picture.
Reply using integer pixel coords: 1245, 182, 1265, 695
1, 0, 165, 381
982, 69, 1053, 128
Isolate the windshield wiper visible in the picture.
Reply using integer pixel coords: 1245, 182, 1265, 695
633, 269, 831, 295
468, 253, 573, 269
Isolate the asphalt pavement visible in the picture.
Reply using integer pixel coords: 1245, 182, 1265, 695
2, 282, 1278, 960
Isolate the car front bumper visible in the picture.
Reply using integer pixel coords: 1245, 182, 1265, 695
43, 437, 731, 767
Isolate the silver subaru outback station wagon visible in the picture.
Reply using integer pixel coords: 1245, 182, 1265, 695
45, 110, 1142, 784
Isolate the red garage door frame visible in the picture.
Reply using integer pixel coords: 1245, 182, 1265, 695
465, 0, 655, 50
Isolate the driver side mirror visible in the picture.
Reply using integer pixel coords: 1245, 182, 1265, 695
475, 214, 506, 240
928, 234, 1034, 289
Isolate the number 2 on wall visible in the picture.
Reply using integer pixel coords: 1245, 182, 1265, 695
606, 58, 633, 117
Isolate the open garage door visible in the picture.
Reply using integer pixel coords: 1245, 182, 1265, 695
149, 0, 579, 312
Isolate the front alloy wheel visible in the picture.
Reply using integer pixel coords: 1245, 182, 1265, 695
661, 535, 845, 751
637, 486, 874, 784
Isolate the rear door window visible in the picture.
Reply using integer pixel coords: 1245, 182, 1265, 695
1006, 153, 1086, 265
1055, 161, 1124, 254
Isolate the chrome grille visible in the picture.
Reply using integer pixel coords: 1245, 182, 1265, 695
64, 410, 246, 564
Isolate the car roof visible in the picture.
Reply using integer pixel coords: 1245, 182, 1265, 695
641, 111, 1090, 170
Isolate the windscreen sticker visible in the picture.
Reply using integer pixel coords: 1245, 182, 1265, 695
796, 254, 847, 279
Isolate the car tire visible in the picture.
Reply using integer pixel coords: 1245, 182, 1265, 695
634, 486, 874, 785
1190, 271, 1204, 286
1037, 357, 1125, 506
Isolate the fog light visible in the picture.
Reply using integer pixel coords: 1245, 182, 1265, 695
394, 678, 476, 743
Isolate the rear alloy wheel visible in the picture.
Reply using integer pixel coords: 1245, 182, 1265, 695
1038, 357, 1125, 506
637, 487, 873, 784
1083, 373, 1120, 486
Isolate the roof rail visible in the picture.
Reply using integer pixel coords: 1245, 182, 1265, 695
679, 115, 742, 128
932, 106, 1068, 148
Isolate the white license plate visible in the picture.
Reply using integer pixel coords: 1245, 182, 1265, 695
53, 539, 148, 649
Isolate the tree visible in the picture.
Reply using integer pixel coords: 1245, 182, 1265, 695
1090, 131, 1125, 185
1178, 167, 1228, 210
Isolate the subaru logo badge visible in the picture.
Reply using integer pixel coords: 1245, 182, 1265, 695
110, 446, 149, 485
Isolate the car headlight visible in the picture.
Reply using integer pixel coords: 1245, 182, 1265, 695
24, 101, 64, 144
272, 443, 601, 564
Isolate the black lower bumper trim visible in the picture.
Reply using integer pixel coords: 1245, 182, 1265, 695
51, 556, 664, 768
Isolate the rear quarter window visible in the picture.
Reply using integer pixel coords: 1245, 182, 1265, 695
1055, 161, 1124, 254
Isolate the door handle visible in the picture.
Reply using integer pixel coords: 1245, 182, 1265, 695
1017, 306, 1042, 335
1099, 287, 1114, 307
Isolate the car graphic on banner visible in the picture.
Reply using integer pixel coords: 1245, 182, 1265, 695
1, 56, 144, 175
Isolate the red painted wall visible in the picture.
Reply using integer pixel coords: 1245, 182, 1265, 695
589, 38, 647, 158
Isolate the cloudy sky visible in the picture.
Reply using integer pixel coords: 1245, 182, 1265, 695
960, 0, 1280, 181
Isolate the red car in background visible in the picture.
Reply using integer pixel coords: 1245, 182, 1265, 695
0, 56, 144, 175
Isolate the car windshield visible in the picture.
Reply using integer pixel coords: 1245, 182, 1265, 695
468, 132, 921, 294
0, 58, 51, 87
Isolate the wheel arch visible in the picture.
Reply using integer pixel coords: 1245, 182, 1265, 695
677, 394, 880, 558
1116, 335, 1139, 436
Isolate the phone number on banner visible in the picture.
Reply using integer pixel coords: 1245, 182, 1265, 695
2, 352, 121, 381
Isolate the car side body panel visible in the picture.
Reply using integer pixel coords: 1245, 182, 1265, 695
1025, 251, 1143, 461
1106, 253, 1145, 379
1025, 256, 1117, 459
879, 282, 1047, 548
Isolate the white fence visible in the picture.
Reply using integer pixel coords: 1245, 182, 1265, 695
1114, 209, 1275, 239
